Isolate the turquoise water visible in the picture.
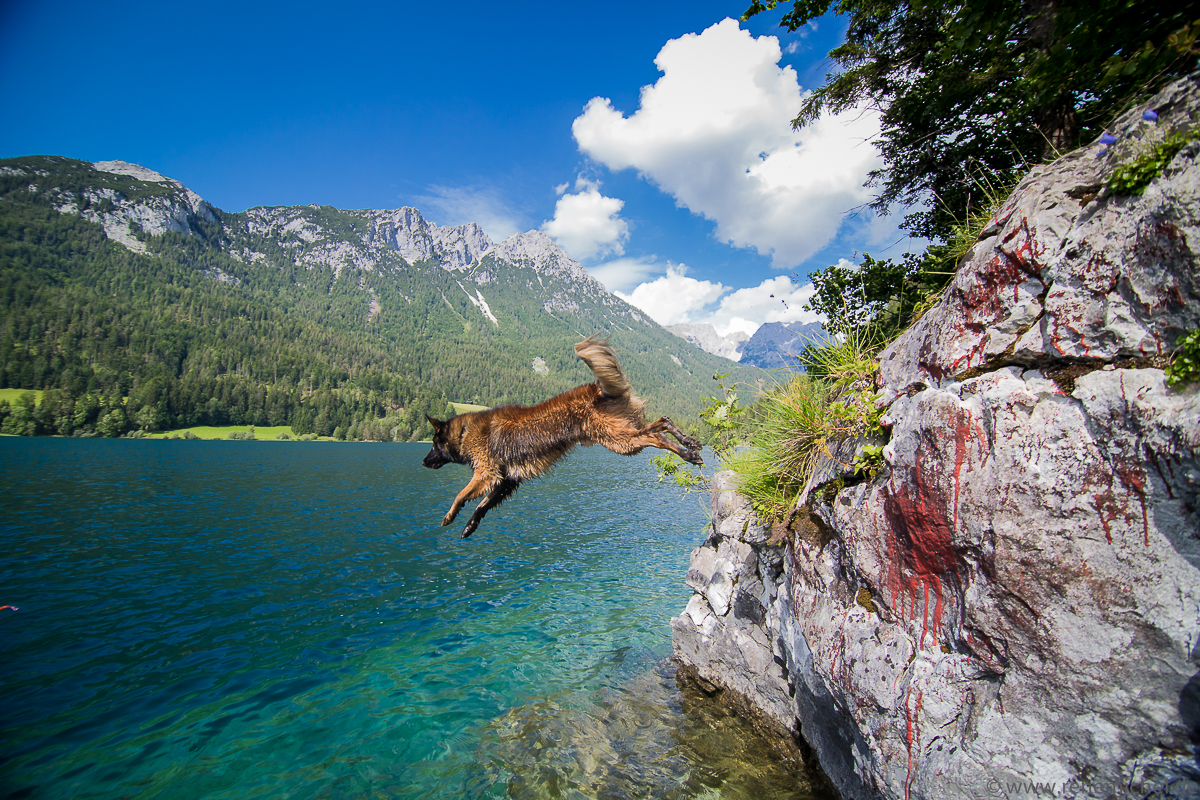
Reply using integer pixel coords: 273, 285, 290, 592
0, 438, 829, 799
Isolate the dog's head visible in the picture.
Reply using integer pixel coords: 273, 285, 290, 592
422, 415, 465, 469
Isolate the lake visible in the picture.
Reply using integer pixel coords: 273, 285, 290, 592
0, 438, 830, 799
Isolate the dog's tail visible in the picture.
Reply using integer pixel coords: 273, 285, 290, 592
575, 335, 634, 399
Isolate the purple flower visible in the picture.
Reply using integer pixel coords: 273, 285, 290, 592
1095, 148, 1109, 158
1099, 133, 1117, 145
1142, 109, 1159, 122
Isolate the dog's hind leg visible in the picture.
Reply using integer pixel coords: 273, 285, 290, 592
642, 417, 702, 451
649, 432, 704, 466
600, 430, 704, 467
461, 478, 520, 539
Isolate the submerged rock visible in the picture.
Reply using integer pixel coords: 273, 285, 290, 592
674, 73, 1200, 800
479, 660, 833, 799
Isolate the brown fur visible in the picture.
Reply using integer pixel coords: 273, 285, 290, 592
422, 335, 703, 537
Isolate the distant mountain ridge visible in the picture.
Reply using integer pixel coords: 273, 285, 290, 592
667, 323, 749, 362
0, 155, 764, 440
667, 320, 828, 369
77, 160, 616, 305
738, 321, 829, 370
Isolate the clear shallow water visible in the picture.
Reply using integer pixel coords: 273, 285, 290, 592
0, 438, 829, 799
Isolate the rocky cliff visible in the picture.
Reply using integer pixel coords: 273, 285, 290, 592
673, 74, 1200, 799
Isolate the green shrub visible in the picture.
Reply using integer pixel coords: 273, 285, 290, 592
727, 446, 798, 520
1167, 330, 1200, 388
649, 452, 705, 491
728, 331, 888, 522
854, 444, 886, 478
727, 374, 834, 522
798, 326, 880, 388
1109, 131, 1198, 196
650, 372, 747, 493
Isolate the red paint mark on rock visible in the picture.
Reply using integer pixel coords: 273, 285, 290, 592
1113, 460, 1150, 546
879, 403, 987, 644
903, 686, 925, 800
1092, 490, 1119, 544
883, 463, 959, 641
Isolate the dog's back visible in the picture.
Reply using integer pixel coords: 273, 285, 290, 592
470, 386, 596, 481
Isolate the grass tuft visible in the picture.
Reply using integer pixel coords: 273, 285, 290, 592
729, 327, 886, 522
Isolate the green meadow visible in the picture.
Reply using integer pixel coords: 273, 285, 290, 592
449, 402, 489, 414
0, 388, 43, 405
148, 425, 300, 441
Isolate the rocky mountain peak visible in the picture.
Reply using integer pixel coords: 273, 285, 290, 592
92, 160, 172, 183
359, 207, 492, 271
69, 159, 218, 254
481, 230, 603, 290
737, 320, 828, 369
91, 160, 212, 219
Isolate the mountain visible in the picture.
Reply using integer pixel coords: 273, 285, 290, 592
738, 321, 829, 370
666, 320, 831, 368
666, 323, 749, 362
0, 156, 765, 440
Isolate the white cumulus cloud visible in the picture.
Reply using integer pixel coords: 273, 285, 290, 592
613, 265, 835, 338
572, 17, 883, 270
586, 255, 662, 293
614, 264, 726, 327
542, 178, 630, 261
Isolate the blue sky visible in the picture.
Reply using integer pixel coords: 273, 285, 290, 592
0, 0, 919, 337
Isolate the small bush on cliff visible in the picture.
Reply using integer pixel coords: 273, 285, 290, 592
728, 374, 830, 518
1167, 330, 1200, 388
658, 322, 888, 519
798, 324, 880, 386
727, 331, 887, 522
1108, 129, 1199, 195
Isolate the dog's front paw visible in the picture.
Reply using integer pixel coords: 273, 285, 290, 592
441, 513, 456, 527
683, 448, 704, 466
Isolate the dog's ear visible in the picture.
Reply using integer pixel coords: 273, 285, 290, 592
426, 415, 446, 432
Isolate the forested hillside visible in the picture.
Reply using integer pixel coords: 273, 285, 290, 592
0, 156, 765, 440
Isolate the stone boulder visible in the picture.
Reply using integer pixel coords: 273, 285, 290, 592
673, 73, 1200, 800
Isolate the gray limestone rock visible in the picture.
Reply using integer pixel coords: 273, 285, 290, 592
878, 73, 1200, 391
674, 73, 1200, 800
